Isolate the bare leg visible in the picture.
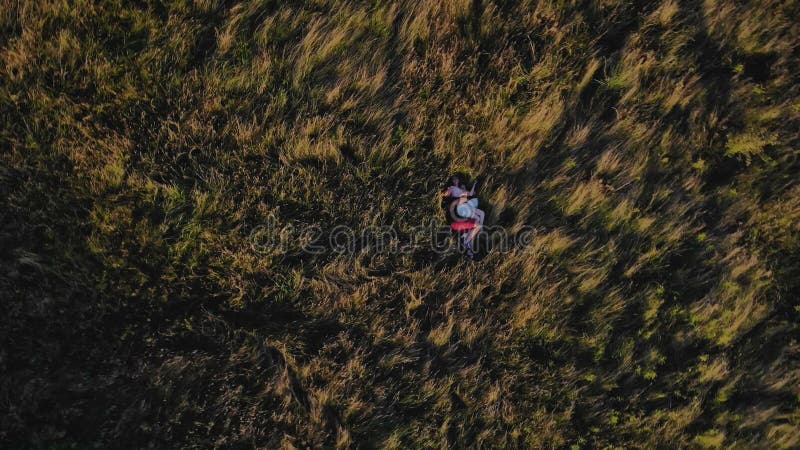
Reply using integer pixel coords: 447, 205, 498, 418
472, 208, 485, 226
463, 224, 481, 248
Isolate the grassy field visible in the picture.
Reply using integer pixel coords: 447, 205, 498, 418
2, 0, 799, 447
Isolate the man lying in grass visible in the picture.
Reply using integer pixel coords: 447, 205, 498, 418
442, 175, 484, 258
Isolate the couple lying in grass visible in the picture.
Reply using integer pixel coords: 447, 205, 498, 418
441, 174, 485, 258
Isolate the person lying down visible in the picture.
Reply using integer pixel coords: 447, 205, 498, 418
442, 174, 485, 225
441, 174, 485, 257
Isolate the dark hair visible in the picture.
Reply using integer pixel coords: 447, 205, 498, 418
445, 173, 468, 190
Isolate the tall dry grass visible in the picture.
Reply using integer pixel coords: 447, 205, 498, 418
1, 0, 798, 447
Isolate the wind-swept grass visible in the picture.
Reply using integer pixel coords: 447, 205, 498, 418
1, 0, 799, 448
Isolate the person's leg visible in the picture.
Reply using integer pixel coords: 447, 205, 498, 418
472, 208, 485, 225
463, 225, 481, 258
464, 224, 480, 247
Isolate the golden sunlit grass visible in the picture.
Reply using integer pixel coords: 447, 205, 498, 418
1, 0, 799, 448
